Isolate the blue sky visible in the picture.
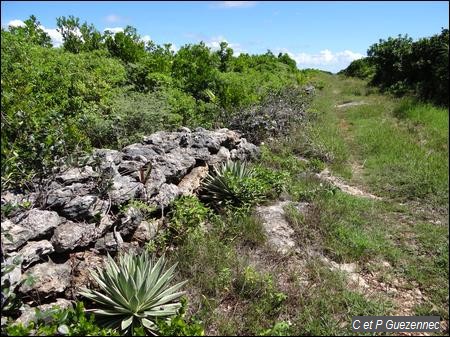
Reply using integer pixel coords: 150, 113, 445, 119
2, 1, 448, 72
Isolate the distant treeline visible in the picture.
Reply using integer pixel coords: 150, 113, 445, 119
1, 15, 313, 188
340, 28, 449, 106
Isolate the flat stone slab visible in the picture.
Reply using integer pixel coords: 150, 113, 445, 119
255, 201, 308, 254
335, 101, 367, 108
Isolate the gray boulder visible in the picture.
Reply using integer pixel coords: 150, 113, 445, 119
94, 232, 118, 252
143, 131, 182, 153
117, 206, 143, 237
1, 219, 34, 252
122, 143, 160, 161
16, 298, 72, 326
132, 219, 160, 243
109, 175, 144, 206
230, 138, 260, 161
143, 167, 167, 197
45, 183, 90, 209
51, 220, 100, 253
149, 183, 180, 208
154, 150, 196, 182
19, 260, 71, 297
59, 195, 108, 221
17, 240, 55, 268
2, 210, 63, 251
55, 166, 97, 185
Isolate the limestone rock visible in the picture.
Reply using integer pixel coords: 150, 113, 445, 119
117, 206, 143, 237
94, 232, 118, 252
132, 219, 160, 243
51, 221, 100, 253
1, 219, 34, 252
17, 240, 55, 267
19, 260, 71, 297
255, 201, 308, 254
55, 166, 97, 185
149, 183, 180, 208
16, 298, 73, 326
109, 175, 144, 206
178, 165, 209, 195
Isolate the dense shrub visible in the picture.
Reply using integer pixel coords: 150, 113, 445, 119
2, 302, 119, 336
1, 14, 312, 188
1, 30, 126, 186
338, 57, 375, 80
228, 85, 314, 144
352, 28, 450, 105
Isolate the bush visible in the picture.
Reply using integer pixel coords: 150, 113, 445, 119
366, 28, 449, 106
167, 195, 211, 241
154, 298, 205, 336
339, 57, 375, 80
82, 90, 182, 149
1, 31, 126, 187
1, 14, 313, 190
228, 85, 313, 144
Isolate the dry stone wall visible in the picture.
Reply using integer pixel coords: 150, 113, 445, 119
1, 127, 259, 323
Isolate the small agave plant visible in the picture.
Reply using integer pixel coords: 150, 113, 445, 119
200, 160, 255, 208
79, 252, 187, 336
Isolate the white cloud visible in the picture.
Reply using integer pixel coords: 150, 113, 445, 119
104, 27, 124, 34
41, 25, 82, 47
204, 35, 245, 56
217, 1, 257, 8
8, 19, 26, 27
105, 14, 122, 23
41, 26, 63, 47
141, 35, 151, 43
170, 44, 178, 53
277, 48, 365, 73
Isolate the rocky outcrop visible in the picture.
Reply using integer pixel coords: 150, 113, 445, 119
1, 127, 259, 323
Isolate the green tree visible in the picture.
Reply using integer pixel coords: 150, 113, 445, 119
216, 41, 234, 72
79, 22, 103, 51
172, 42, 220, 99
367, 34, 413, 90
104, 26, 146, 63
57, 15, 84, 53
8, 15, 52, 47
277, 52, 297, 71
340, 57, 375, 80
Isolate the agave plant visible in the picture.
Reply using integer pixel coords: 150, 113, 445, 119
200, 160, 257, 208
79, 252, 187, 335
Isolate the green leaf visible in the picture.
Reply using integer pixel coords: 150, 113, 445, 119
121, 316, 133, 330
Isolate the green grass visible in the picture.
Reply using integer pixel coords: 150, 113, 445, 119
345, 102, 448, 206
291, 260, 392, 336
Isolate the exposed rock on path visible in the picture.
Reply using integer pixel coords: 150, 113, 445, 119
317, 167, 382, 200
255, 201, 309, 254
335, 101, 367, 108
